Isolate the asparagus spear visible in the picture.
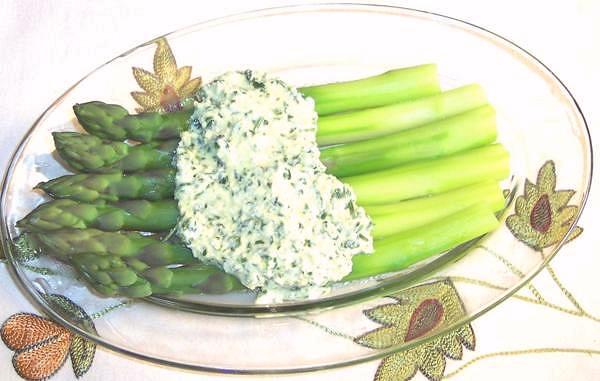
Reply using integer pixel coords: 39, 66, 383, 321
30, 229, 243, 297
346, 144, 510, 205
72, 254, 242, 297
367, 181, 505, 238
346, 205, 500, 281
321, 105, 497, 177
74, 101, 190, 142
53, 132, 177, 173
17, 199, 178, 232
317, 84, 488, 145
32, 228, 196, 265
299, 64, 440, 115
37, 169, 175, 202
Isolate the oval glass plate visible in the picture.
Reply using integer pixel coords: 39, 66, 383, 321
0, 4, 591, 373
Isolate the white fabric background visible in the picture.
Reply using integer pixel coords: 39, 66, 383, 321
1, 1, 599, 380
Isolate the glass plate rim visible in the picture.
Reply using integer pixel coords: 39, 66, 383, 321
0, 2, 593, 374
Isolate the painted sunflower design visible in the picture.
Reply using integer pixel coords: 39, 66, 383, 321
131, 38, 202, 113
355, 279, 475, 381
506, 160, 583, 250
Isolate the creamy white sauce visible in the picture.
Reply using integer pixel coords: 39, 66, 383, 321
175, 70, 373, 302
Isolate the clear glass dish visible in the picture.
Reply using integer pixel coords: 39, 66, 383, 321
0, 4, 591, 373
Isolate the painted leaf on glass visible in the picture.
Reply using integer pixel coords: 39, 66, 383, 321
43, 294, 97, 378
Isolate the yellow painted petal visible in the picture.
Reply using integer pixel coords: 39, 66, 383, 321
179, 77, 202, 97
515, 196, 528, 216
153, 38, 177, 84
364, 303, 412, 326
374, 351, 418, 381
131, 91, 160, 111
132, 67, 161, 94
537, 161, 556, 194
524, 179, 539, 200
550, 190, 575, 210
555, 205, 578, 226
566, 226, 583, 243
355, 326, 401, 349
417, 346, 446, 381
456, 324, 476, 350
174, 66, 192, 90
438, 334, 463, 360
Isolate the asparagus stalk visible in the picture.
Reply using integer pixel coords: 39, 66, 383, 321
346, 144, 510, 205
29, 229, 243, 297
321, 105, 497, 177
37, 169, 175, 202
367, 182, 505, 238
73, 101, 190, 142
73, 255, 242, 297
299, 64, 440, 115
32, 228, 196, 265
317, 84, 488, 145
346, 205, 500, 281
150, 264, 242, 295
17, 199, 178, 232
53, 132, 177, 173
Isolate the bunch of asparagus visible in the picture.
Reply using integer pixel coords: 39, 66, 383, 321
18, 64, 510, 298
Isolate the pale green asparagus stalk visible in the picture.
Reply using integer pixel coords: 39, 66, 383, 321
347, 205, 500, 280
317, 84, 488, 145
366, 181, 505, 238
299, 64, 441, 115
346, 144, 510, 205
321, 105, 497, 177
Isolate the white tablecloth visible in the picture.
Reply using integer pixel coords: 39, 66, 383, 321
1, 1, 598, 380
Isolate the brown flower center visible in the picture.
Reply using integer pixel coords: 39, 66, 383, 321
530, 194, 552, 233
405, 298, 444, 341
160, 85, 182, 112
